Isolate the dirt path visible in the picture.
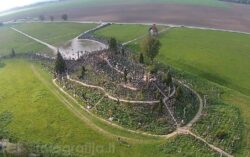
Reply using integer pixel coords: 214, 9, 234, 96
154, 84, 178, 126
105, 57, 202, 128
67, 75, 160, 104
53, 78, 176, 140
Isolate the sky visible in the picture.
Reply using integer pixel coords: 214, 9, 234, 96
0, 0, 46, 12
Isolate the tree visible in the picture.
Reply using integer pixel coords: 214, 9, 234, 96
39, 15, 45, 21
139, 53, 144, 64
147, 64, 158, 75
123, 69, 128, 83
109, 38, 117, 53
50, 16, 54, 21
140, 35, 161, 63
62, 14, 68, 21
175, 86, 182, 99
11, 48, 16, 57
80, 65, 86, 79
152, 99, 164, 115
121, 47, 125, 56
55, 51, 67, 76
163, 71, 172, 86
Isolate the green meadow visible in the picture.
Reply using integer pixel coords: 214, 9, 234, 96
13, 22, 97, 47
94, 24, 167, 43
0, 26, 50, 56
157, 28, 250, 97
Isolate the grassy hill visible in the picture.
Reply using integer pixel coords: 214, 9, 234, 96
0, 59, 220, 157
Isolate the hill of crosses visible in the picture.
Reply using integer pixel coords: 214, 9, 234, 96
34, 24, 199, 135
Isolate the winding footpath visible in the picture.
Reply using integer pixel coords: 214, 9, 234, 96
67, 75, 160, 104
12, 26, 234, 157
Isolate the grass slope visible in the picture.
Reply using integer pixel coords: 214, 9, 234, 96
157, 28, 250, 96
129, 27, 250, 97
12, 22, 97, 47
94, 24, 166, 43
0, 26, 50, 56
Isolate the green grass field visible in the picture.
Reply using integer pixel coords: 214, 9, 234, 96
0, 26, 50, 56
12, 22, 97, 47
128, 27, 250, 97
157, 28, 250, 97
94, 24, 167, 43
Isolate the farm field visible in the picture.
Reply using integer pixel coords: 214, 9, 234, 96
12, 22, 97, 47
0, 26, 50, 56
2, 0, 250, 33
0, 0, 228, 18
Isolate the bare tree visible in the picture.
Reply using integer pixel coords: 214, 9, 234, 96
39, 15, 45, 21
62, 14, 68, 21
50, 16, 54, 21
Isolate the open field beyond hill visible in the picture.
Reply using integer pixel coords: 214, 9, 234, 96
0, 26, 51, 56
1, 0, 250, 32
94, 24, 167, 43
12, 22, 97, 47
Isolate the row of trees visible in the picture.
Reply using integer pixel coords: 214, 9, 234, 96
39, 14, 68, 21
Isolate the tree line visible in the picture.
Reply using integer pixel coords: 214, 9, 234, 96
219, 0, 250, 4
39, 14, 68, 21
